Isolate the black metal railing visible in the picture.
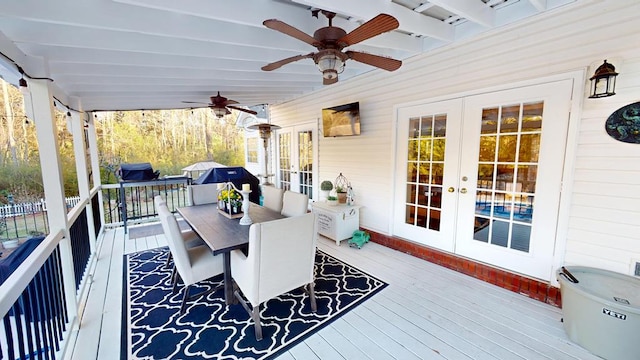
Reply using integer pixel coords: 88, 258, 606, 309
0, 201, 50, 242
69, 208, 91, 290
0, 234, 69, 360
91, 193, 102, 239
101, 177, 190, 231
0, 197, 85, 243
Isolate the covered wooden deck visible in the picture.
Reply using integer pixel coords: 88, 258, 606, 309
66, 224, 599, 359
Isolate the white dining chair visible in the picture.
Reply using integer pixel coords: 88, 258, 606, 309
154, 196, 204, 270
260, 185, 284, 213
187, 183, 220, 206
230, 212, 317, 340
280, 190, 309, 217
157, 199, 224, 314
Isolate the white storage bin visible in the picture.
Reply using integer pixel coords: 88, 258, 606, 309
312, 202, 361, 245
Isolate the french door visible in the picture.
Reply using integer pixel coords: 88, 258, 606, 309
275, 123, 316, 200
393, 99, 463, 252
394, 80, 573, 280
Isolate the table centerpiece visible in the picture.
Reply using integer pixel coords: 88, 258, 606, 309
218, 185, 243, 219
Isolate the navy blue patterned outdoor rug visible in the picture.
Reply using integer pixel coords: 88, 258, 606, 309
122, 247, 387, 359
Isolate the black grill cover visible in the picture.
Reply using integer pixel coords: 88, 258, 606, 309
119, 163, 159, 181
193, 166, 260, 203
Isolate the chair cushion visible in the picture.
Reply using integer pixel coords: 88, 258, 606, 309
188, 183, 220, 206
261, 185, 284, 213
281, 191, 309, 217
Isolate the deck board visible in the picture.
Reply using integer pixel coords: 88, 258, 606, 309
96, 226, 126, 360
330, 317, 397, 360
66, 226, 601, 360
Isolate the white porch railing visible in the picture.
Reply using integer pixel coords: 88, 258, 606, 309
0, 192, 99, 360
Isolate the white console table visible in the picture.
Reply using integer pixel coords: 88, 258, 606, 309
312, 202, 361, 245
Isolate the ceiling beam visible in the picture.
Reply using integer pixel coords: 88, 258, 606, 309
290, 0, 454, 41
427, 0, 496, 28
526, 0, 547, 12
413, 3, 435, 13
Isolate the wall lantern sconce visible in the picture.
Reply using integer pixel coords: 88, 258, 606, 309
16, 66, 29, 95
589, 60, 618, 98
18, 76, 29, 95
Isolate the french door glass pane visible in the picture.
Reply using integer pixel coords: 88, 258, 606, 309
298, 130, 313, 198
278, 133, 291, 191
404, 113, 446, 230
473, 101, 543, 252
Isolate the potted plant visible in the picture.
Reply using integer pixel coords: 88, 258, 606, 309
218, 188, 243, 216
327, 195, 338, 206
320, 180, 333, 201
336, 186, 347, 204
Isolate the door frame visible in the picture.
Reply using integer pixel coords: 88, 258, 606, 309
274, 121, 319, 200
392, 98, 464, 253
390, 70, 585, 283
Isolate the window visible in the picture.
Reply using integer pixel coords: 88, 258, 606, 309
246, 137, 258, 163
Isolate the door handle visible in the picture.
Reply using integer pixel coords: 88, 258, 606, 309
447, 187, 455, 193
460, 188, 467, 194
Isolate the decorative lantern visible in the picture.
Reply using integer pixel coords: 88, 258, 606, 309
334, 173, 350, 204
589, 60, 618, 98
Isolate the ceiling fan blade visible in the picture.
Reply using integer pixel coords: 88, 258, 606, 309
263, 19, 319, 47
338, 14, 399, 47
227, 105, 258, 115
262, 53, 314, 71
346, 51, 402, 71
181, 101, 208, 105
224, 99, 239, 105
323, 76, 338, 85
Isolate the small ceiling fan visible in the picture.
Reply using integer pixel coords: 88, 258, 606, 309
182, 92, 258, 118
262, 10, 402, 85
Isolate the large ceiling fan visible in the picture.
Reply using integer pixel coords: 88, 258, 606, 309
262, 10, 402, 85
183, 92, 258, 118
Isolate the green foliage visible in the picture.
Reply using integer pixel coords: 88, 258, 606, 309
1, 79, 247, 199
320, 180, 333, 191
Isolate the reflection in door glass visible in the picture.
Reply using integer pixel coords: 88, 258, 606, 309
473, 101, 542, 253
404, 113, 446, 231
298, 130, 313, 199
278, 133, 291, 191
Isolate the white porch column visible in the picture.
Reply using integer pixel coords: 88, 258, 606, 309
69, 110, 97, 253
86, 112, 105, 229
29, 78, 78, 320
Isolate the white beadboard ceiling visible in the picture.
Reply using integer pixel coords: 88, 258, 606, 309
0, 0, 574, 112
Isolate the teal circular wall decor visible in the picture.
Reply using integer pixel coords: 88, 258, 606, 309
605, 101, 640, 144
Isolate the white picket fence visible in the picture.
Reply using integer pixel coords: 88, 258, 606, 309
0, 196, 81, 218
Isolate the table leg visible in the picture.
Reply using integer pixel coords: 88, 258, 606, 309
223, 252, 233, 305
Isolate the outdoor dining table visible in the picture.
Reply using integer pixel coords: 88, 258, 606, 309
176, 202, 284, 304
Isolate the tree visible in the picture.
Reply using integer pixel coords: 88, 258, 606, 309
0, 78, 247, 200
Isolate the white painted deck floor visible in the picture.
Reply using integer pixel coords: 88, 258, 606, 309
66, 224, 600, 360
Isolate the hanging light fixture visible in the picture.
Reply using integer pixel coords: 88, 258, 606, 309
18, 76, 29, 95
315, 50, 346, 80
15, 66, 29, 95
212, 107, 229, 118
589, 60, 618, 98
247, 122, 281, 185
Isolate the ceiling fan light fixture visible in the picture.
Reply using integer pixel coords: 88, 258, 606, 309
322, 69, 338, 80
212, 107, 227, 118
317, 53, 344, 78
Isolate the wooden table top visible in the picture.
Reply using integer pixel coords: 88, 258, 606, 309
176, 203, 284, 255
